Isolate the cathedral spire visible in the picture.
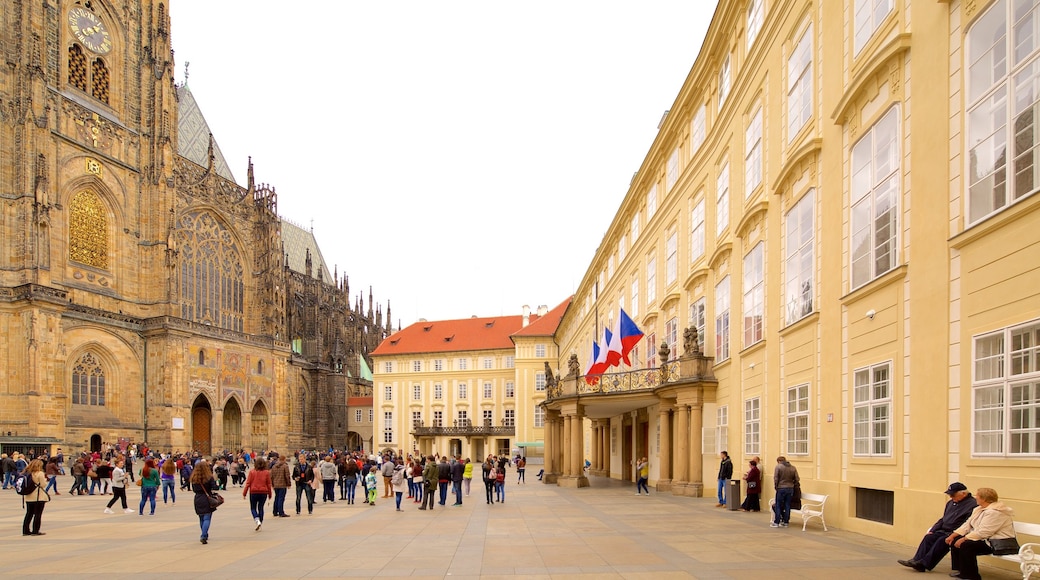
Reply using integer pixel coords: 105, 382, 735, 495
247, 156, 254, 194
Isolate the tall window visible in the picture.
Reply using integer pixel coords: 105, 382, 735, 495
383, 362, 393, 373
667, 149, 679, 190
458, 358, 468, 370
71, 351, 106, 406
692, 104, 707, 152
483, 358, 493, 369
412, 360, 422, 372
383, 412, 393, 444
68, 45, 109, 103
506, 381, 516, 398
434, 359, 443, 371
176, 211, 245, 332
646, 254, 657, 306
368, 409, 373, 422
608, 254, 615, 278
646, 332, 658, 369
647, 184, 658, 218
504, 356, 514, 369
788, 23, 813, 139
535, 344, 546, 357
787, 385, 809, 455
535, 372, 547, 391
412, 411, 422, 427
715, 406, 729, 454
716, 276, 731, 361
967, 0, 1040, 224
457, 410, 469, 426
433, 410, 443, 427
412, 384, 421, 400
355, 409, 362, 423
785, 190, 814, 324
745, 109, 763, 195
619, 234, 627, 263
665, 317, 678, 360
68, 44, 88, 91
458, 382, 467, 400
850, 107, 899, 289
854, 362, 892, 456
483, 382, 493, 399
534, 406, 545, 428
689, 296, 706, 352
483, 409, 494, 426
744, 397, 761, 455
69, 190, 109, 270
631, 212, 640, 242
666, 230, 678, 285
973, 320, 1040, 456
434, 384, 443, 400
690, 198, 705, 263
747, 0, 764, 49
854, 0, 893, 54
631, 275, 640, 319
743, 242, 765, 347
383, 385, 392, 401
717, 162, 730, 236
719, 53, 731, 108
504, 409, 516, 427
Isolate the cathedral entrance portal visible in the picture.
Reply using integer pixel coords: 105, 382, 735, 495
251, 401, 269, 452
223, 398, 242, 451
191, 396, 212, 455
90, 434, 102, 453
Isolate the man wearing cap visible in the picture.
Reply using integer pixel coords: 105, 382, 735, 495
897, 482, 977, 573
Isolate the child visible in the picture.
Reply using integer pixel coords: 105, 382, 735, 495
365, 467, 378, 506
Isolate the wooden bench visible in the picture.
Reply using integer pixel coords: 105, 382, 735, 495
768, 492, 828, 531
984, 520, 1040, 580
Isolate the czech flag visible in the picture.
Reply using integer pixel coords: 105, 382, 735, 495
604, 316, 623, 367
617, 308, 644, 365
584, 341, 601, 384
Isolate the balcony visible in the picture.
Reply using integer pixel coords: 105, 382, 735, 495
412, 419, 515, 437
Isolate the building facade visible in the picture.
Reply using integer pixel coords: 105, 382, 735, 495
371, 301, 568, 461
0, 0, 387, 456
546, 0, 1040, 547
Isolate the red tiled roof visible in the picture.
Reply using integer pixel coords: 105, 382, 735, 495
512, 297, 572, 337
371, 299, 570, 356
347, 397, 372, 406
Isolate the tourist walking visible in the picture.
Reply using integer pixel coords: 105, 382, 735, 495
104, 457, 133, 513
451, 455, 464, 506
270, 455, 291, 517
741, 459, 761, 512
420, 455, 437, 511
21, 459, 49, 536
242, 457, 272, 531
44, 457, 61, 496
635, 457, 650, 495
365, 466, 378, 506
392, 460, 408, 511
495, 457, 507, 503
161, 457, 177, 503
69, 457, 86, 495
191, 461, 219, 544
293, 456, 315, 515
138, 458, 160, 515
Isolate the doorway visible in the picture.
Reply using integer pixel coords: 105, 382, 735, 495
223, 397, 242, 451
191, 396, 212, 455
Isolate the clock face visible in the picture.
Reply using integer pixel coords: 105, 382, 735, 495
68, 7, 112, 55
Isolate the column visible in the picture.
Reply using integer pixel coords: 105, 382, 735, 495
674, 404, 689, 488
570, 412, 583, 477
658, 406, 672, 487
562, 414, 572, 477
593, 423, 602, 473
602, 422, 611, 475
545, 417, 555, 475
689, 401, 704, 495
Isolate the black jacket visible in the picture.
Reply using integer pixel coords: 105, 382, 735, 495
931, 494, 978, 534
436, 461, 451, 482
192, 479, 218, 515
718, 457, 733, 480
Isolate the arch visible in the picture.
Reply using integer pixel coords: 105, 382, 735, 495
175, 209, 246, 332
68, 44, 87, 91
68, 190, 109, 270
91, 58, 109, 103
71, 351, 107, 406
251, 400, 269, 452
90, 434, 102, 452
191, 395, 212, 456
223, 397, 242, 451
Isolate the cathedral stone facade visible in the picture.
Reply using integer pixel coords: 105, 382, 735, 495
0, 0, 387, 456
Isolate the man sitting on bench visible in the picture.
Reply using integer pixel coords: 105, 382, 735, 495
897, 482, 977, 573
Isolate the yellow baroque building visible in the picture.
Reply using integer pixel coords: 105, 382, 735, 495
545, 0, 1040, 547
371, 301, 568, 462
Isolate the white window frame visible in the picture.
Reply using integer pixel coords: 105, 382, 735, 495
535, 344, 546, 358
743, 242, 765, 347
972, 320, 1040, 457
383, 411, 393, 444
619, 234, 627, 263
689, 296, 706, 352
786, 384, 809, 455
433, 410, 443, 427
504, 356, 514, 369
719, 53, 731, 108
535, 373, 546, 391
505, 381, 515, 398
458, 382, 467, 400
434, 384, 443, 400
483, 382, 493, 399
715, 406, 729, 454
745, 397, 761, 456
434, 359, 443, 371
747, 0, 765, 49
534, 406, 545, 428
647, 184, 658, 219
692, 104, 707, 153
355, 409, 362, 423
646, 253, 657, 306
667, 148, 679, 190
412, 384, 421, 400
850, 106, 900, 290
665, 317, 678, 360
690, 197, 705, 263
853, 362, 893, 457
966, 0, 1040, 224
383, 362, 392, 373
854, 0, 893, 55
631, 211, 640, 242
785, 190, 814, 325
504, 409, 516, 427
368, 409, 373, 423
412, 360, 421, 372
383, 384, 392, 401
787, 22, 813, 140
458, 358, 468, 370
483, 357, 493, 370
631, 275, 640, 319
412, 410, 422, 427
666, 229, 678, 285
646, 332, 657, 369
715, 276, 731, 362
717, 161, 730, 236
745, 108, 763, 196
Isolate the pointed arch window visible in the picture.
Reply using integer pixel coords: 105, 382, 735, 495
91, 58, 109, 103
72, 352, 106, 406
69, 190, 108, 269
176, 211, 245, 332
68, 44, 88, 91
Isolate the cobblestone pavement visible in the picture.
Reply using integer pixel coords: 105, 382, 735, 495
0, 474, 1023, 579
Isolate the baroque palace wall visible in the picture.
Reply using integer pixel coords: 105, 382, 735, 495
0, 0, 386, 456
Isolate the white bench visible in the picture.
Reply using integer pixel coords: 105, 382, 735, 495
984, 520, 1040, 580
768, 492, 828, 531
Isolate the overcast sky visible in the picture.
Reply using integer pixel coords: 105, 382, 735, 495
170, 1, 717, 328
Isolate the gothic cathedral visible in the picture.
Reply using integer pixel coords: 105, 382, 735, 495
0, 1, 388, 456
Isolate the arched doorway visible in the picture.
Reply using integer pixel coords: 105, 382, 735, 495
191, 396, 212, 455
223, 397, 242, 451
90, 433, 102, 453
251, 401, 269, 452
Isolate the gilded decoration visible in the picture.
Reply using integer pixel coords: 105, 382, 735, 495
85, 158, 102, 177
69, 190, 108, 269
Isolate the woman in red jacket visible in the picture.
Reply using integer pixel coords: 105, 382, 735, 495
242, 457, 272, 531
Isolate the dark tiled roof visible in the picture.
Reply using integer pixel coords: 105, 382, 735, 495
176, 85, 237, 183
280, 219, 332, 281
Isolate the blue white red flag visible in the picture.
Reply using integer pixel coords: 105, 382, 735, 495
618, 308, 644, 365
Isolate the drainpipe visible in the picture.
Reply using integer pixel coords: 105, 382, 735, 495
142, 339, 148, 444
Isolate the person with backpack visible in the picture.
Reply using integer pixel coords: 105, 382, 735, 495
391, 459, 408, 511
495, 456, 507, 503
20, 458, 49, 536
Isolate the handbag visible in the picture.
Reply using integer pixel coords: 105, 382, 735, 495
988, 536, 1020, 556
135, 478, 143, 486
207, 493, 225, 509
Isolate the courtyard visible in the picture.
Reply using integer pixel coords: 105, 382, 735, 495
0, 473, 1022, 579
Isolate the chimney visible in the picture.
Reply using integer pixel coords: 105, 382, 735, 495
536, 304, 548, 317
522, 305, 530, 327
